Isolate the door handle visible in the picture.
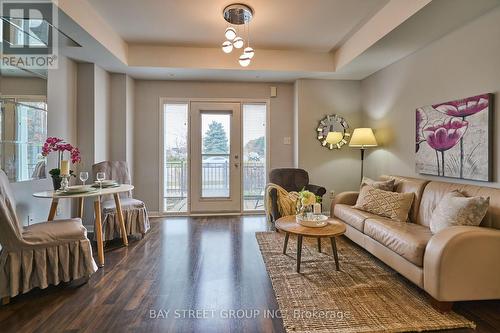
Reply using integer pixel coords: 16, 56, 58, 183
234, 163, 239, 167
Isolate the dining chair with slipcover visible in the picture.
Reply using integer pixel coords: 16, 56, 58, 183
0, 169, 97, 305
92, 161, 150, 241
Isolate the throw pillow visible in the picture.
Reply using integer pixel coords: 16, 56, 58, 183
361, 177, 395, 191
429, 190, 489, 234
354, 185, 414, 222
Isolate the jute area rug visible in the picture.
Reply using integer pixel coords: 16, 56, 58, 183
256, 232, 475, 333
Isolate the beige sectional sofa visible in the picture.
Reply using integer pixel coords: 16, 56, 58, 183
331, 175, 500, 307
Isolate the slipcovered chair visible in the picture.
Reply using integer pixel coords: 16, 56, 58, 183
0, 169, 97, 304
31, 160, 46, 179
267, 168, 326, 222
92, 161, 150, 241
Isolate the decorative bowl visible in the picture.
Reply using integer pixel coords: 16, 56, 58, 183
296, 214, 329, 228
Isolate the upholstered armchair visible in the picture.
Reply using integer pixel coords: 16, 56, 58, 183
268, 168, 326, 222
0, 170, 97, 304
92, 161, 150, 241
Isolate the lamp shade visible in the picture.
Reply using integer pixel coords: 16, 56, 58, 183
349, 128, 378, 148
325, 131, 343, 144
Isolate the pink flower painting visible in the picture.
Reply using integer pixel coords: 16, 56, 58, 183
423, 118, 468, 177
415, 93, 492, 181
415, 108, 427, 153
433, 94, 489, 118
423, 118, 468, 152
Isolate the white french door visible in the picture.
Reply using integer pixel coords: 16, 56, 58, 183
189, 102, 241, 213
162, 100, 267, 215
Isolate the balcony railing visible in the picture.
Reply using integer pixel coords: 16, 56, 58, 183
163, 160, 265, 201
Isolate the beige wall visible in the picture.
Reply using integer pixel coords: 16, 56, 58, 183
126, 76, 135, 180
110, 74, 127, 161
295, 79, 363, 210
133, 81, 294, 211
76, 63, 114, 225
361, 7, 500, 188
76, 63, 96, 179
109, 73, 135, 178
94, 65, 111, 162
77, 63, 114, 170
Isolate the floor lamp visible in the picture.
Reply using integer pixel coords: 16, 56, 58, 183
349, 128, 378, 182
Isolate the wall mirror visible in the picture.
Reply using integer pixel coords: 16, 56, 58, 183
0, 66, 48, 182
316, 114, 350, 150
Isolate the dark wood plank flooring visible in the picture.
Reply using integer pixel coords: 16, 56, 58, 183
0, 216, 499, 333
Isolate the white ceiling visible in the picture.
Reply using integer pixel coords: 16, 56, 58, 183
87, 0, 388, 51
57, 0, 500, 82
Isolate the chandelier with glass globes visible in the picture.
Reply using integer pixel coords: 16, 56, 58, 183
221, 3, 255, 67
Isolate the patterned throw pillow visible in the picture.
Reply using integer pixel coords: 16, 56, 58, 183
361, 177, 395, 191
429, 190, 489, 234
354, 185, 414, 222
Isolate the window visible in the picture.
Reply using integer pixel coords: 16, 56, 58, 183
0, 97, 47, 182
163, 103, 188, 213
242, 103, 267, 211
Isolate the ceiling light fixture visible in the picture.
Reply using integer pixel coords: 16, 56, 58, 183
222, 3, 254, 67
222, 40, 233, 53
232, 36, 244, 49
244, 46, 254, 59
224, 27, 236, 41
239, 54, 251, 67
243, 20, 254, 59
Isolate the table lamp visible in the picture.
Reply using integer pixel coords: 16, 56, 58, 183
349, 128, 378, 181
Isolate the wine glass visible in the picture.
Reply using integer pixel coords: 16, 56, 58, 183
79, 171, 89, 185
96, 172, 105, 190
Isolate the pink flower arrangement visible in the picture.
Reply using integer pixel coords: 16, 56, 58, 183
423, 118, 468, 152
42, 137, 81, 164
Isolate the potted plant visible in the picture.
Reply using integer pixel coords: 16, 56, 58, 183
41, 137, 81, 190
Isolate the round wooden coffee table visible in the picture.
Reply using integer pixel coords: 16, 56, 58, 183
275, 215, 346, 273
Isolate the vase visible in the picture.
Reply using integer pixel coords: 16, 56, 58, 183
296, 202, 313, 219
52, 175, 62, 190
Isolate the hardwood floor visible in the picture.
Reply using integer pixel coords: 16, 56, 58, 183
0, 216, 499, 333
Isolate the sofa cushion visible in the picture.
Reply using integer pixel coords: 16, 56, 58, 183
364, 218, 433, 266
429, 191, 489, 234
361, 177, 395, 191
380, 175, 429, 223
334, 204, 381, 231
418, 180, 500, 229
354, 186, 415, 222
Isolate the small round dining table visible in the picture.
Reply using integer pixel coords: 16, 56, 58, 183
33, 184, 134, 267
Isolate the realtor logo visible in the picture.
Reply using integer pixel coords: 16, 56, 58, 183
1, 0, 58, 68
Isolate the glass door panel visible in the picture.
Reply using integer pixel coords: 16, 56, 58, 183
190, 102, 241, 213
201, 113, 231, 198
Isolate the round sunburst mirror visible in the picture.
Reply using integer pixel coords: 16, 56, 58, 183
316, 114, 350, 150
